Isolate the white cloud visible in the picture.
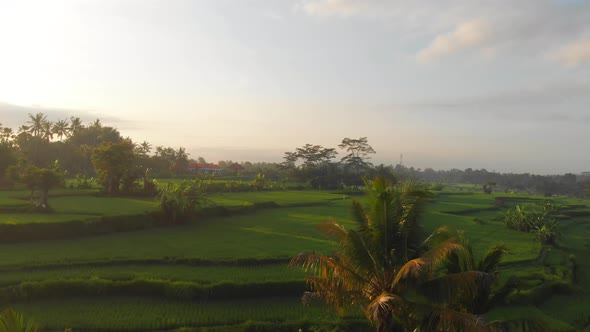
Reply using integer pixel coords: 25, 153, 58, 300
300, 0, 371, 18
554, 39, 590, 67
416, 19, 490, 63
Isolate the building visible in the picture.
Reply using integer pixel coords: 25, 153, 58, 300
188, 163, 222, 175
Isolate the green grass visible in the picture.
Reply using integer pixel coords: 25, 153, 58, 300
206, 190, 346, 207
0, 213, 95, 225
0, 264, 304, 286
0, 203, 352, 267
0, 186, 588, 329
12, 297, 356, 331
485, 306, 575, 331
48, 196, 158, 216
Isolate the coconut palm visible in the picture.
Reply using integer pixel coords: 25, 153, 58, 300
445, 232, 507, 314
17, 125, 30, 135
290, 177, 498, 332
1, 127, 13, 142
91, 118, 102, 128
140, 141, 152, 155
52, 119, 70, 141
26, 113, 47, 137
40, 120, 53, 141
0, 308, 41, 332
69, 117, 84, 134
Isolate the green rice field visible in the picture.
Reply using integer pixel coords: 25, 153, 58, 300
0, 185, 589, 331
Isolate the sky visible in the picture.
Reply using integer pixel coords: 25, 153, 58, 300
0, 0, 589, 174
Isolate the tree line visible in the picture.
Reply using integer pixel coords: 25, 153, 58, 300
1, 113, 588, 198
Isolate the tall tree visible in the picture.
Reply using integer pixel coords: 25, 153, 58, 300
13, 165, 63, 209
52, 119, 71, 141
339, 137, 376, 174
140, 141, 152, 155
26, 113, 47, 137
69, 116, 84, 134
291, 177, 498, 331
1, 127, 14, 143
92, 141, 136, 195
292, 144, 337, 168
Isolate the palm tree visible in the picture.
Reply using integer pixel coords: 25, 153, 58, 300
0, 308, 41, 332
290, 177, 498, 332
140, 141, 152, 155
445, 232, 507, 314
40, 120, 53, 141
26, 113, 47, 137
1, 128, 13, 142
69, 117, 83, 134
17, 125, 30, 135
52, 119, 70, 141
91, 118, 102, 128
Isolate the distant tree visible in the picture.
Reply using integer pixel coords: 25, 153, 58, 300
157, 181, 211, 224
0, 144, 17, 187
280, 151, 298, 169
174, 147, 190, 175
92, 141, 136, 195
482, 181, 496, 194
68, 123, 121, 147
91, 118, 102, 128
1, 127, 14, 143
196, 156, 207, 164
338, 137, 375, 174
41, 120, 53, 141
295, 144, 337, 168
12, 165, 63, 209
69, 116, 84, 134
26, 113, 47, 137
52, 119, 71, 141
139, 141, 152, 155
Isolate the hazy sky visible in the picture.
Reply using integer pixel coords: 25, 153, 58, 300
1, 0, 589, 174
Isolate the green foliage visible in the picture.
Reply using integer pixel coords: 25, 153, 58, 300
0, 308, 41, 332
91, 140, 136, 195
157, 181, 211, 224
8, 165, 64, 209
291, 177, 499, 331
504, 202, 560, 245
11, 297, 362, 332
338, 137, 375, 174
482, 181, 496, 194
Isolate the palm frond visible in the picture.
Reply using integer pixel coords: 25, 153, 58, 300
365, 291, 406, 322
419, 271, 494, 305
392, 257, 427, 288
422, 306, 499, 332
478, 243, 508, 274
315, 219, 348, 241
0, 308, 42, 332
342, 229, 382, 283
350, 200, 371, 232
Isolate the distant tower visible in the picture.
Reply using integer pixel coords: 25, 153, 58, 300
399, 153, 403, 166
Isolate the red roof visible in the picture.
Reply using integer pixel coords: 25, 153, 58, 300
189, 163, 220, 169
